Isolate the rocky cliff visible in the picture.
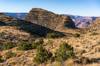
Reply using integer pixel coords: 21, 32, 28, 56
25, 8, 76, 32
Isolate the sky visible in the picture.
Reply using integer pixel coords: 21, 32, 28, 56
0, 0, 100, 16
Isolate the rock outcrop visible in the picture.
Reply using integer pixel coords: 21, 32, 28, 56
25, 8, 76, 32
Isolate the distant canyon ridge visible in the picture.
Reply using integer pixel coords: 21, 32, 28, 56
3, 8, 97, 28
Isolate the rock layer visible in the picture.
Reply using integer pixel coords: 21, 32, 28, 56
25, 8, 76, 32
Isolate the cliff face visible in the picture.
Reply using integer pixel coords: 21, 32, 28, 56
25, 8, 76, 32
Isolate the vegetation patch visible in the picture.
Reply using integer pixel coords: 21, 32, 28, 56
0, 56, 4, 63
55, 42, 74, 61
17, 41, 33, 50
4, 51, 16, 59
2, 42, 16, 50
32, 38, 44, 49
34, 45, 52, 64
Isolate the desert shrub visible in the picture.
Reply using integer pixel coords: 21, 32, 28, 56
32, 38, 44, 49
55, 42, 74, 61
2, 42, 16, 50
91, 32, 99, 35
34, 45, 52, 64
46, 32, 64, 38
5, 51, 16, 59
74, 33, 80, 37
0, 56, 4, 63
75, 57, 91, 64
17, 41, 33, 50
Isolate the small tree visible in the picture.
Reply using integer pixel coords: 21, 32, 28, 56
34, 45, 52, 64
55, 42, 74, 61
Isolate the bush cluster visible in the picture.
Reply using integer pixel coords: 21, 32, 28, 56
17, 39, 44, 50
1, 42, 15, 50
34, 45, 52, 64
34, 42, 74, 64
0, 38, 75, 64
55, 42, 74, 61
17, 41, 33, 50
32, 38, 44, 49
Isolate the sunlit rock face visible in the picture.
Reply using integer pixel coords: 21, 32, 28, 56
25, 8, 76, 32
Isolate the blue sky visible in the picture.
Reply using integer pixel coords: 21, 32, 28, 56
0, 0, 100, 16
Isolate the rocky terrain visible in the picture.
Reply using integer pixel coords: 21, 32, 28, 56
0, 8, 99, 66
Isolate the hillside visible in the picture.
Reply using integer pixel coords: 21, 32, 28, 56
0, 8, 99, 66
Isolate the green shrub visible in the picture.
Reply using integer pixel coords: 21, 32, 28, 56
55, 42, 74, 61
34, 45, 52, 64
2, 42, 15, 50
32, 38, 44, 49
17, 41, 33, 50
32, 42, 42, 49
5, 51, 16, 59
0, 56, 4, 63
